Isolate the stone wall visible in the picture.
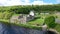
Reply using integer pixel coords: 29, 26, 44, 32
10, 11, 35, 24
10, 14, 35, 24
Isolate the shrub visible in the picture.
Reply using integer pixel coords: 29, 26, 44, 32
3, 11, 14, 19
0, 11, 14, 20
0, 13, 3, 19
44, 16, 57, 28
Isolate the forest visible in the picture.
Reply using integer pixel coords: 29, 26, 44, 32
0, 4, 60, 14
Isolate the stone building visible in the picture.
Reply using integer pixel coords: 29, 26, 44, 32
10, 11, 35, 24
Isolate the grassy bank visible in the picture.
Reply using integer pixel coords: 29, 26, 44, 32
0, 16, 60, 33
0, 19, 42, 30
0, 12, 43, 30
54, 23, 60, 33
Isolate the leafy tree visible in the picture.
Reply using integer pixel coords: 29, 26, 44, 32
44, 16, 57, 28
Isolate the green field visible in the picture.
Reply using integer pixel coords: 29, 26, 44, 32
54, 24, 60, 33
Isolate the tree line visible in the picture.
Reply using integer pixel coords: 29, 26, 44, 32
0, 4, 60, 14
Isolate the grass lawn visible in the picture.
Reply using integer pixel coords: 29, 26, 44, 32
13, 14, 21, 16
28, 18, 44, 26
0, 19, 9, 22
54, 23, 60, 33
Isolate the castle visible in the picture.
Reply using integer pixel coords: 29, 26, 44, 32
10, 11, 35, 24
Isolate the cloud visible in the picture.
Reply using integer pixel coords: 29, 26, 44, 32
0, 0, 53, 6
32, 1, 53, 5
0, 0, 22, 6
21, 0, 31, 5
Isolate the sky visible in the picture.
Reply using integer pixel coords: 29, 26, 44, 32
0, 0, 60, 6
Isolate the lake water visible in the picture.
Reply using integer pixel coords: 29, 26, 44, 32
0, 22, 46, 34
